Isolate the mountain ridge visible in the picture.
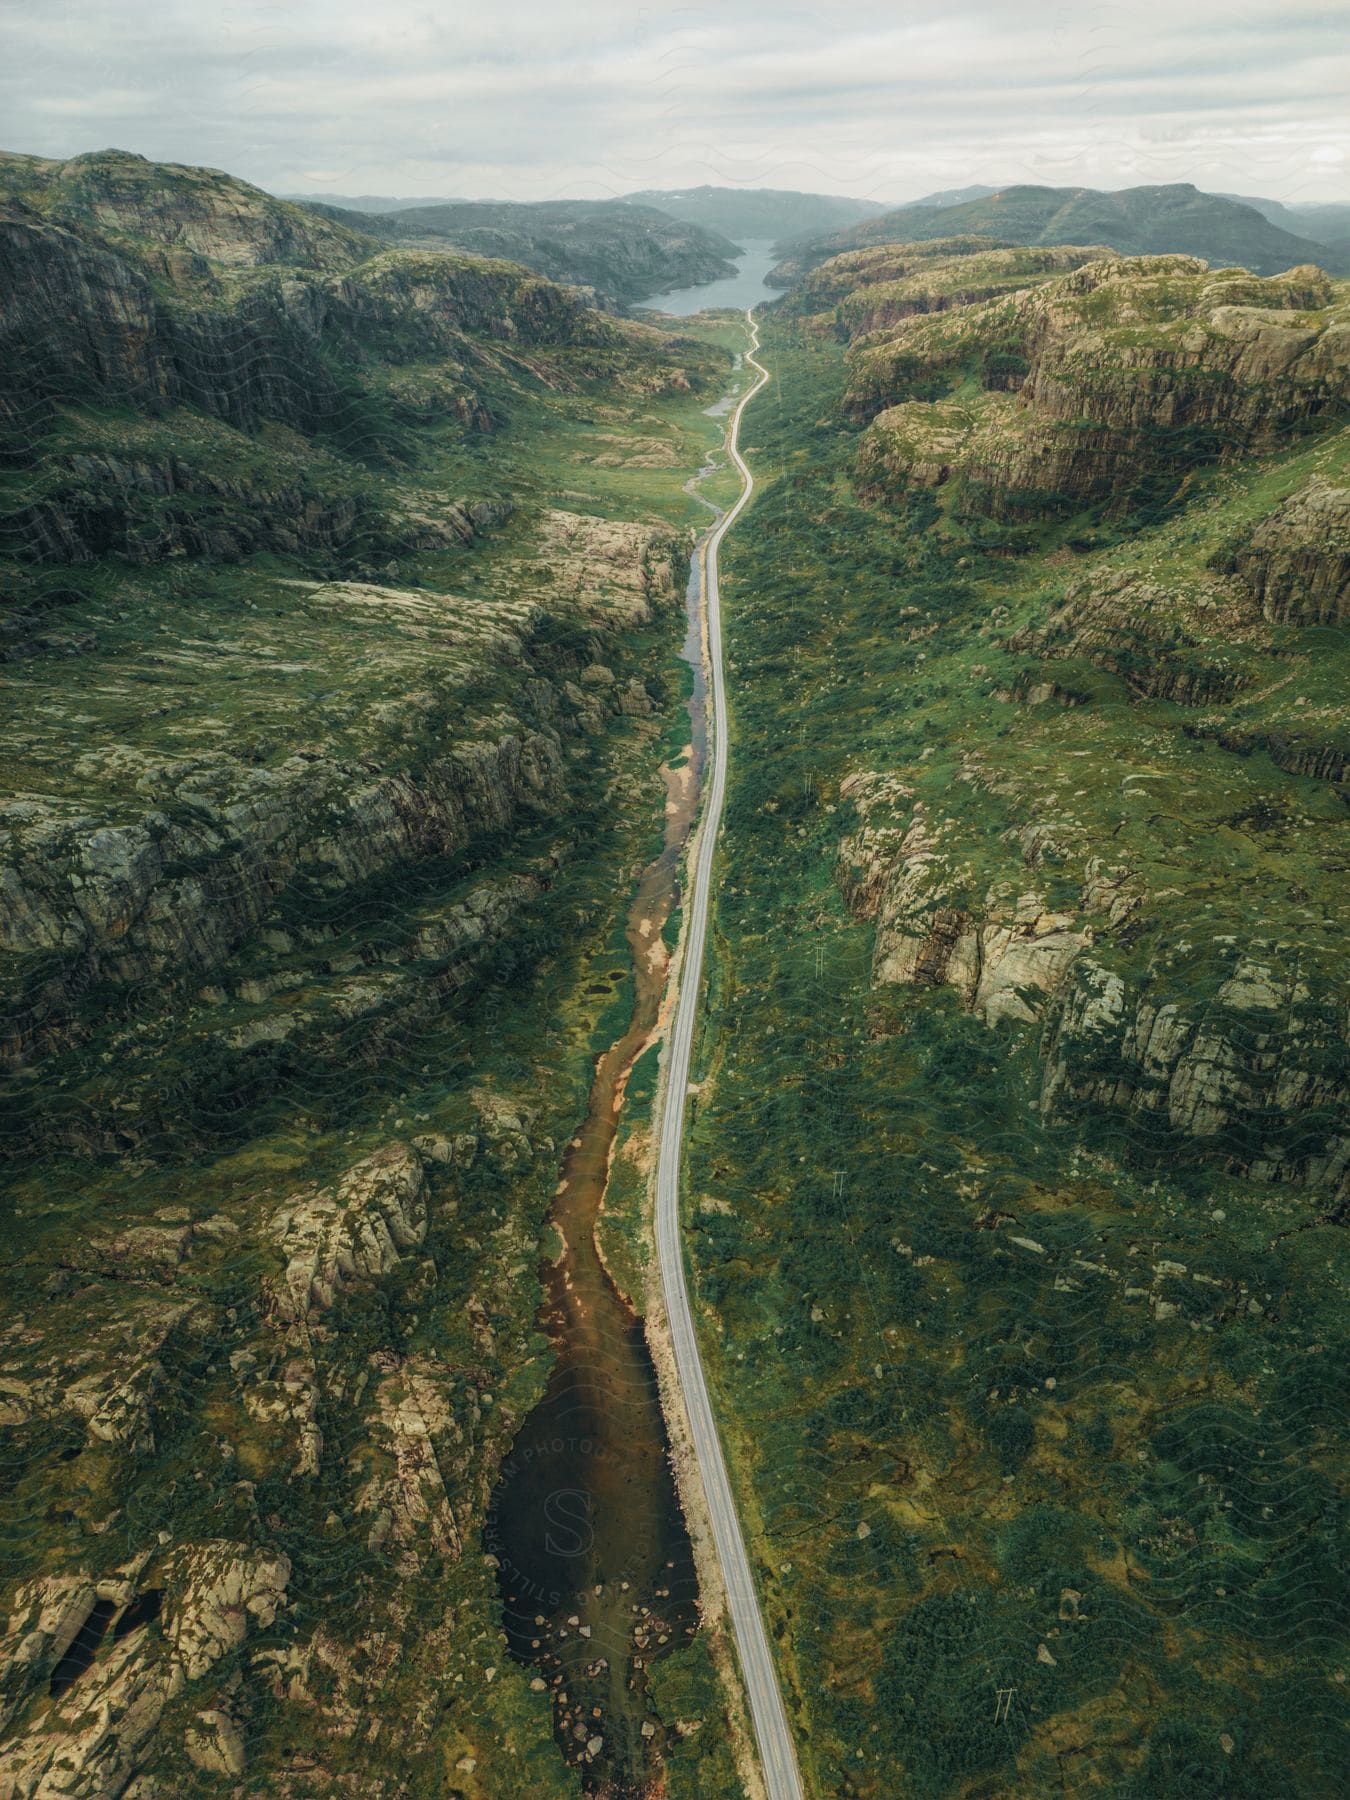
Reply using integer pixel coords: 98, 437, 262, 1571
620, 183, 888, 242
769, 180, 1348, 280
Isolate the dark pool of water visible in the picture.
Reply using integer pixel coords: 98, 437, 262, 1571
49, 1598, 116, 1696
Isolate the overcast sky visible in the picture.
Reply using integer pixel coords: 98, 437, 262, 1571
3, 1, 1346, 205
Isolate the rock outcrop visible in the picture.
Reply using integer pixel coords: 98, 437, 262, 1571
1216, 476, 1350, 625
837, 757, 1350, 1192
1006, 567, 1256, 705
853, 256, 1348, 520
783, 239, 1114, 341
1, 517, 679, 1087
1042, 951, 1350, 1189
837, 773, 1100, 1025
0, 156, 681, 575
0, 1544, 289, 1798
268, 1144, 429, 1323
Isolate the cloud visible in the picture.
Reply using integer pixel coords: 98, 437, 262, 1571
1, 0, 1345, 204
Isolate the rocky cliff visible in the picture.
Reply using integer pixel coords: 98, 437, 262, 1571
853, 255, 1348, 520
792, 236, 1350, 1196
0, 150, 728, 1796
0, 153, 699, 578
2, 529, 676, 1080
1216, 475, 1350, 625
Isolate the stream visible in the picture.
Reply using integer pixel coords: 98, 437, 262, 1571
485, 430, 730, 1795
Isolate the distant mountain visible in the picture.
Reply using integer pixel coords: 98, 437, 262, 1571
621, 184, 888, 243
1221, 193, 1350, 251
297, 196, 740, 308
905, 184, 999, 209
770, 182, 1346, 283
280, 191, 472, 213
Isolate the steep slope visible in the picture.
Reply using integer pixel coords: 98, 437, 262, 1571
851, 255, 1346, 521
0, 151, 746, 1798
297, 196, 741, 308
679, 248, 1350, 1796
622, 184, 887, 243
770, 181, 1346, 283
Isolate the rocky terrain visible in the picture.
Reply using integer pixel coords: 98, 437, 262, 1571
779, 238, 1117, 340
851, 254, 1347, 519
836, 250, 1350, 1188
0, 151, 736, 1796
769, 180, 1348, 283
680, 236, 1350, 1795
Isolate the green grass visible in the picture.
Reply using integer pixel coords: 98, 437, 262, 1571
683, 312, 1350, 1796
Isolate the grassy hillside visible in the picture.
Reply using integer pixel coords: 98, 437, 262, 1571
683, 249, 1350, 1795
0, 149, 744, 1798
771, 181, 1346, 283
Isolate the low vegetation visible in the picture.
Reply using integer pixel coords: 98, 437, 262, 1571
686, 247, 1350, 1795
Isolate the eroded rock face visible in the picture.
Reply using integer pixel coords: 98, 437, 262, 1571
0, 154, 627, 576
1006, 567, 1257, 705
782, 239, 1115, 341
10, 449, 512, 569
0, 1543, 289, 1799
837, 773, 1092, 1024
0, 1294, 214, 1453
0, 1109, 533, 1784
841, 771, 1350, 1185
1219, 477, 1350, 625
1, 728, 560, 1071
1, 521, 679, 1087
268, 1144, 429, 1323
0, 158, 615, 434
853, 256, 1348, 520
354, 1355, 466, 1565
1042, 952, 1350, 1187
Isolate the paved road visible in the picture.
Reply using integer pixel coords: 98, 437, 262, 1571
655, 314, 804, 1800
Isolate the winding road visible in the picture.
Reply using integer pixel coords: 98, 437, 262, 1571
654, 314, 804, 1800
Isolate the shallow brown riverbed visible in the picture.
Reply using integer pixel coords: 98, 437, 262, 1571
485, 533, 713, 1796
